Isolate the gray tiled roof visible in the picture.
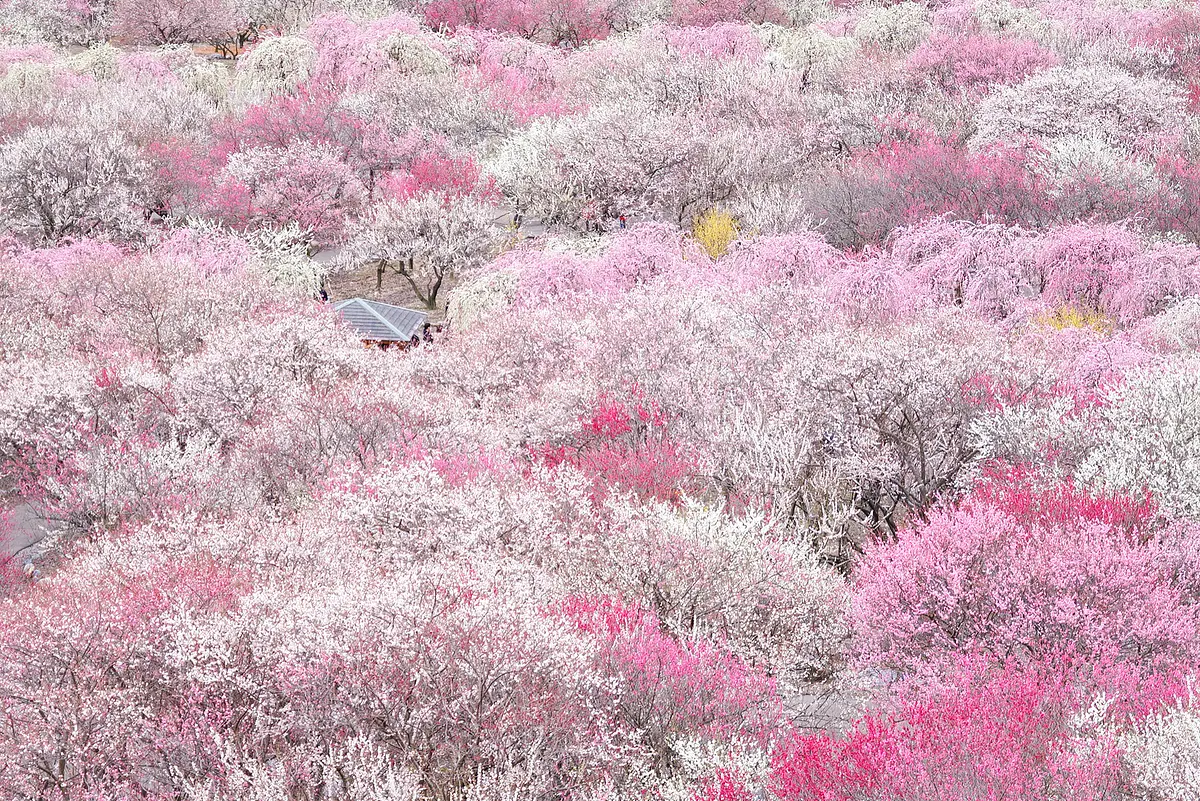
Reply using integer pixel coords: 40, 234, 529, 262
333, 298, 428, 342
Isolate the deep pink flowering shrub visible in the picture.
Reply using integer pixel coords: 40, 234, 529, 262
378, 153, 499, 202
971, 462, 1158, 536
691, 768, 754, 801
771, 660, 1124, 801
534, 391, 698, 504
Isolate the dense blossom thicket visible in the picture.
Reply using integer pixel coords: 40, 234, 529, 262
4, 0, 1200, 800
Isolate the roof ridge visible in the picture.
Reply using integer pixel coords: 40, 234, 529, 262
355, 298, 406, 339
334, 297, 428, 341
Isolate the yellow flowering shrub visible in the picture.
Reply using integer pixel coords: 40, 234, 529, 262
1035, 305, 1114, 335
692, 209, 740, 259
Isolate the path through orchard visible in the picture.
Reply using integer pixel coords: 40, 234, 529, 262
3, 503, 54, 560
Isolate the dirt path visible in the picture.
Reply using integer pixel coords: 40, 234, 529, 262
3, 503, 54, 560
